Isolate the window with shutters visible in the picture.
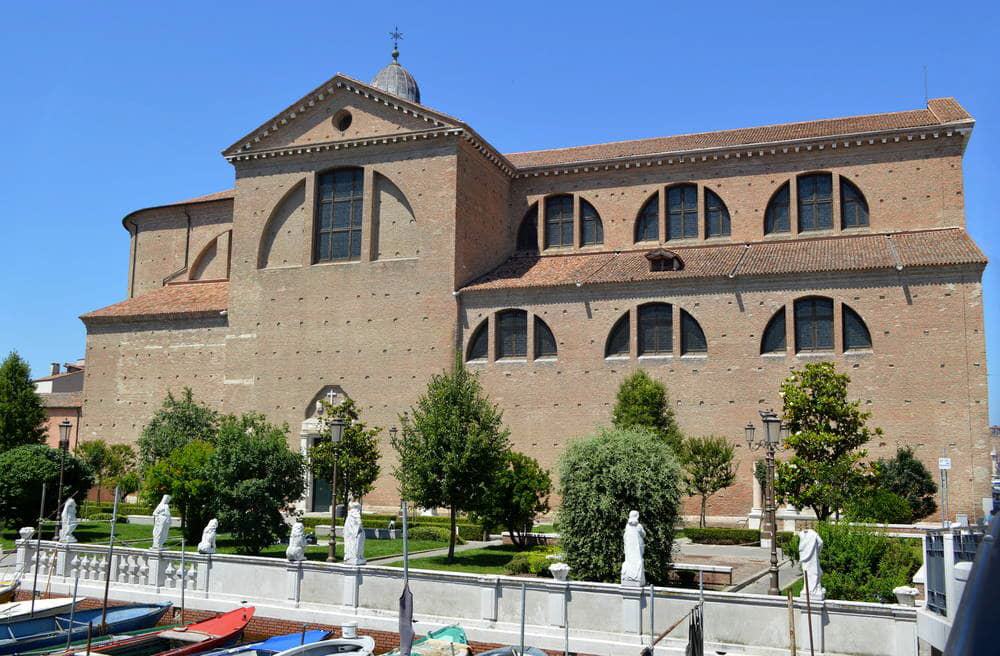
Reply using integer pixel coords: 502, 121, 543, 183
315, 168, 364, 262
794, 297, 834, 352
797, 173, 834, 232
638, 303, 673, 355
544, 195, 574, 248
496, 309, 528, 359
667, 185, 698, 240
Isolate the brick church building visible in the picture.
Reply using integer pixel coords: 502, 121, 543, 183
80, 48, 991, 521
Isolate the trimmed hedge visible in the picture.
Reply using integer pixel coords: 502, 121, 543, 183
79, 501, 153, 518
504, 547, 561, 577
684, 528, 759, 545
301, 513, 483, 541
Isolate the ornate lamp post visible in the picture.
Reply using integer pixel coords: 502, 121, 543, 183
55, 419, 72, 537
325, 416, 345, 562
745, 409, 789, 596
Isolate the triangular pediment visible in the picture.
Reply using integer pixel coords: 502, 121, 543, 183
222, 74, 464, 158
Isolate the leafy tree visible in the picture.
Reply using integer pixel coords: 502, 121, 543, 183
392, 359, 510, 561
310, 398, 381, 511
557, 427, 682, 584
211, 413, 305, 554
775, 362, 880, 520
76, 441, 138, 504
0, 444, 94, 529
873, 447, 937, 521
611, 370, 682, 450
0, 352, 46, 451
681, 436, 737, 528
142, 440, 216, 542
845, 489, 913, 524
137, 388, 218, 466
473, 451, 552, 548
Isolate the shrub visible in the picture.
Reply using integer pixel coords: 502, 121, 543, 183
611, 371, 682, 450
473, 451, 551, 548
873, 447, 938, 521
558, 427, 682, 584
408, 525, 463, 543
87, 513, 127, 523
845, 489, 913, 524
684, 528, 759, 545
142, 440, 216, 542
0, 445, 94, 528
504, 547, 560, 577
137, 388, 218, 467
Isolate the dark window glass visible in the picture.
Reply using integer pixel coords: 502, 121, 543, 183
580, 200, 603, 246
794, 297, 834, 352
517, 205, 539, 251
705, 189, 730, 237
544, 195, 574, 248
667, 185, 698, 240
315, 169, 364, 262
840, 179, 869, 229
534, 317, 557, 359
761, 308, 786, 354
765, 183, 790, 234
605, 314, 630, 357
496, 310, 528, 359
638, 303, 673, 355
635, 196, 659, 242
467, 322, 488, 361
797, 173, 833, 232
680, 310, 707, 354
843, 305, 872, 351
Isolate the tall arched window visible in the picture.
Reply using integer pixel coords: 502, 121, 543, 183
680, 310, 707, 354
315, 168, 364, 262
843, 304, 872, 351
467, 321, 488, 362
764, 183, 790, 234
638, 303, 673, 355
605, 314, 630, 358
496, 309, 528, 359
794, 297, 834, 352
840, 179, 869, 228
705, 189, 730, 238
797, 173, 833, 232
544, 195, 574, 248
580, 200, 604, 246
516, 204, 539, 252
760, 308, 786, 354
635, 195, 659, 242
534, 317, 558, 359
667, 185, 698, 240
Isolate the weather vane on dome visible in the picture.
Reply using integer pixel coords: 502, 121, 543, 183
389, 26, 403, 61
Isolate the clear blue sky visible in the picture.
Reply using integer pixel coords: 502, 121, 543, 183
2, 1, 998, 421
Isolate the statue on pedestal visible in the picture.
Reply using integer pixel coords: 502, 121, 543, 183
59, 498, 79, 543
620, 510, 646, 586
798, 528, 825, 601
286, 521, 306, 562
150, 495, 172, 550
198, 518, 218, 554
343, 502, 366, 565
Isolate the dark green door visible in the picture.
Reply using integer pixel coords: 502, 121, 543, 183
312, 476, 331, 512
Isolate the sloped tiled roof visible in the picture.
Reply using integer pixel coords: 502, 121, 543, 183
81, 281, 229, 323
462, 228, 985, 292
39, 392, 83, 409
505, 98, 973, 169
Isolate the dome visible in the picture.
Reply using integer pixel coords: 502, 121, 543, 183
371, 48, 421, 104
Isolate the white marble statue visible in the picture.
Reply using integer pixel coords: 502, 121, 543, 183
286, 521, 306, 562
620, 510, 646, 586
197, 518, 218, 554
343, 502, 366, 565
59, 498, 79, 543
150, 494, 172, 550
798, 528, 825, 600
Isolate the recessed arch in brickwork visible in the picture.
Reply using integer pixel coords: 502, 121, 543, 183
258, 179, 306, 269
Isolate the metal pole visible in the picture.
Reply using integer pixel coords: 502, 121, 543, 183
402, 501, 409, 586
766, 443, 780, 596
802, 571, 815, 656
519, 582, 526, 656
100, 486, 120, 630
30, 482, 46, 616
327, 461, 338, 562
85, 621, 93, 656
941, 469, 950, 528
56, 447, 66, 541
786, 589, 797, 656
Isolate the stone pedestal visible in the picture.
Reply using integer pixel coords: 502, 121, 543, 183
341, 565, 360, 607
286, 562, 302, 607
799, 598, 825, 653
479, 577, 499, 621
56, 543, 73, 578
148, 551, 165, 590
198, 558, 212, 598
621, 586, 645, 634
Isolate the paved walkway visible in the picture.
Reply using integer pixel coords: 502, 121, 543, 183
365, 539, 502, 564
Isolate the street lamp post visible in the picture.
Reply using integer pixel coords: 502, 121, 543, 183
744, 409, 789, 596
325, 417, 345, 563
55, 419, 72, 538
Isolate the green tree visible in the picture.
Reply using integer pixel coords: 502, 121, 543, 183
76, 441, 138, 504
873, 447, 938, 521
473, 451, 552, 548
0, 444, 94, 529
845, 489, 913, 524
775, 362, 880, 520
137, 388, 218, 466
0, 352, 46, 451
392, 359, 510, 561
142, 440, 216, 542
557, 427, 682, 583
611, 370, 682, 450
211, 413, 305, 554
681, 436, 737, 528
310, 398, 381, 511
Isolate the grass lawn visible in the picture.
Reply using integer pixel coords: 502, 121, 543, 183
782, 578, 804, 597
384, 544, 529, 574
531, 524, 557, 534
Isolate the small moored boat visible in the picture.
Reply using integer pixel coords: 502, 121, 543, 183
0, 599, 78, 624
272, 637, 375, 656
203, 629, 331, 656
380, 626, 469, 656
476, 648, 548, 656
0, 603, 170, 655
0, 582, 20, 605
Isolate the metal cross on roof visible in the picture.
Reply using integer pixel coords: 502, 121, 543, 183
389, 26, 403, 60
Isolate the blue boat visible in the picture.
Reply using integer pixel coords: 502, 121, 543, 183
203, 630, 331, 656
0, 602, 171, 655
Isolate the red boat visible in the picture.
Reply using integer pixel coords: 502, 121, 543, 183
55, 606, 256, 656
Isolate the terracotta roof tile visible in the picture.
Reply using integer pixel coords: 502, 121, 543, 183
505, 98, 973, 169
81, 281, 229, 323
461, 229, 985, 292
39, 392, 82, 409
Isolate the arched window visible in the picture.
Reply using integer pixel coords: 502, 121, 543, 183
794, 297, 834, 352
667, 185, 698, 240
680, 310, 707, 354
534, 317, 558, 359
764, 183, 791, 234
496, 309, 528, 359
638, 303, 673, 355
843, 304, 872, 351
467, 321, 488, 362
635, 195, 659, 242
840, 178, 869, 229
797, 173, 833, 232
516, 204, 539, 252
605, 314, 630, 358
705, 189, 730, 238
580, 200, 604, 246
315, 168, 364, 262
760, 308, 786, 354
544, 195, 574, 248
